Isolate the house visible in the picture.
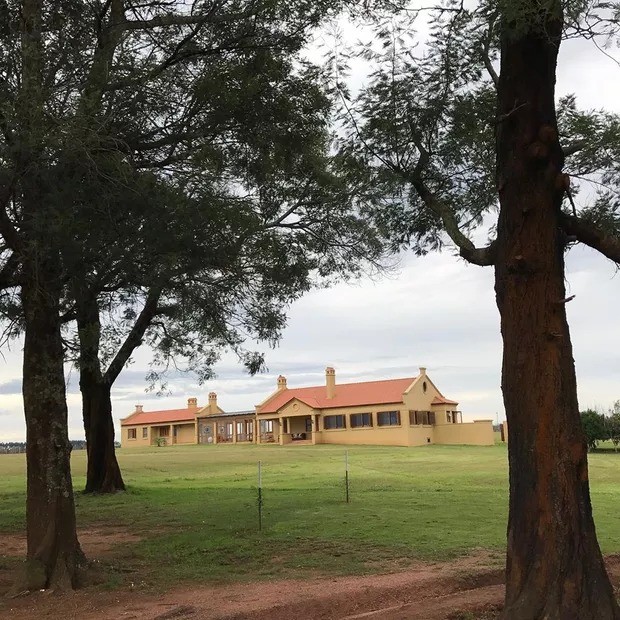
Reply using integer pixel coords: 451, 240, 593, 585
120, 394, 257, 446
119, 367, 494, 447
120, 397, 201, 446
255, 367, 494, 446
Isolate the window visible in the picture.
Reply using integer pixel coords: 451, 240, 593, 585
378, 411, 400, 426
324, 415, 346, 430
350, 413, 373, 428
260, 420, 273, 433
236, 421, 244, 435
159, 426, 170, 437
446, 412, 452, 423
128, 428, 137, 440
142, 427, 148, 438
422, 381, 427, 393
409, 411, 436, 425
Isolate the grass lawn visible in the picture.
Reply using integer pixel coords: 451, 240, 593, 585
1, 443, 620, 588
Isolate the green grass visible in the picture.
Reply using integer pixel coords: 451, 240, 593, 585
1, 443, 620, 588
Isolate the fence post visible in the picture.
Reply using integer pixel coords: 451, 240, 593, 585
345, 450, 350, 503
258, 460, 263, 531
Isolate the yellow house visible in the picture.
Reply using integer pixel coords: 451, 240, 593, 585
120, 397, 201, 446
120, 394, 257, 447
255, 367, 494, 446
120, 367, 494, 447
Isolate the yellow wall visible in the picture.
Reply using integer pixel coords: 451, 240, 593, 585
174, 423, 196, 444
121, 425, 151, 447
433, 421, 494, 445
288, 416, 310, 434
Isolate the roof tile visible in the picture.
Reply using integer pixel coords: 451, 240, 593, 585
121, 408, 197, 426
258, 377, 417, 414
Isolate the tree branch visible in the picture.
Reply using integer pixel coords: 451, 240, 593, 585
560, 212, 620, 264
408, 138, 496, 266
102, 287, 162, 385
0, 251, 19, 290
120, 10, 255, 31
0, 177, 21, 252
562, 139, 589, 158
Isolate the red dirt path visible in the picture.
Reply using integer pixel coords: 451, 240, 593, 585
3, 529, 620, 620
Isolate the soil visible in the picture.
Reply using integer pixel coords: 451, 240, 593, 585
3, 530, 620, 620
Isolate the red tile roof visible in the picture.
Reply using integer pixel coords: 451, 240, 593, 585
432, 396, 459, 406
121, 408, 197, 426
258, 377, 417, 414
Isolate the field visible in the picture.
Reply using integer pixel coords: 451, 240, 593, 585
2, 443, 620, 618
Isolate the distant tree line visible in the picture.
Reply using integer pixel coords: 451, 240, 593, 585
580, 402, 620, 452
0, 440, 88, 454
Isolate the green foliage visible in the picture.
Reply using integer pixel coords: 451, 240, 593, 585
0, 1, 392, 390
580, 409, 608, 450
335, 3, 620, 259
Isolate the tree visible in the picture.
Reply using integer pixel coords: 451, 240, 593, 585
580, 409, 607, 451
0, 0, 385, 587
607, 401, 620, 451
340, 1, 620, 616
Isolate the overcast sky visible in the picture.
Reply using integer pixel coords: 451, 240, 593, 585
1, 24, 620, 442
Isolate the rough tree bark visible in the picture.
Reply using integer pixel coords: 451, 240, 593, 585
21, 252, 86, 589
77, 289, 160, 493
77, 295, 125, 493
495, 3, 620, 617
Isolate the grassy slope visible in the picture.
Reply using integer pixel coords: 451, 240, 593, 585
1, 444, 620, 586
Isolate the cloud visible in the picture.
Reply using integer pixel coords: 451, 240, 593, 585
0, 379, 21, 395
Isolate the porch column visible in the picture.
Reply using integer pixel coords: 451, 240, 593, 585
213, 421, 218, 444
278, 418, 285, 445
233, 420, 237, 444
256, 419, 261, 444
312, 414, 320, 445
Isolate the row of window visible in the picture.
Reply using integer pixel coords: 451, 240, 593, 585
323, 410, 445, 430
127, 427, 149, 440
324, 411, 401, 430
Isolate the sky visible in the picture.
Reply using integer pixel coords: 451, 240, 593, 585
1, 20, 620, 441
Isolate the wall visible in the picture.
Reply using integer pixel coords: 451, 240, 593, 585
121, 425, 151, 447
433, 420, 494, 445
318, 403, 411, 446
174, 423, 196, 444
288, 416, 310, 435
408, 425, 435, 446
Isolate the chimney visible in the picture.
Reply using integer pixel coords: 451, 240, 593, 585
277, 375, 287, 391
187, 397, 198, 410
419, 366, 427, 377
326, 367, 336, 399
135, 404, 143, 413
208, 392, 218, 414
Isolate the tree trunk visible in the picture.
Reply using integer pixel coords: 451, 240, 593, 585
495, 5, 620, 618
82, 380, 126, 493
21, 258, 86, 590
76, 295, 125, 494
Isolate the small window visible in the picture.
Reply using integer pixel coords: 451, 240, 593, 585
260, 420, 273, 433
128, 428, 137, 440
377, 411, 400, 426
423, 381, 427, 393
324, 415, 346, 430
350, 413, 373, 428
142, 427, 148, 438
447, 412, 452, 423
159, 427, 170, 437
